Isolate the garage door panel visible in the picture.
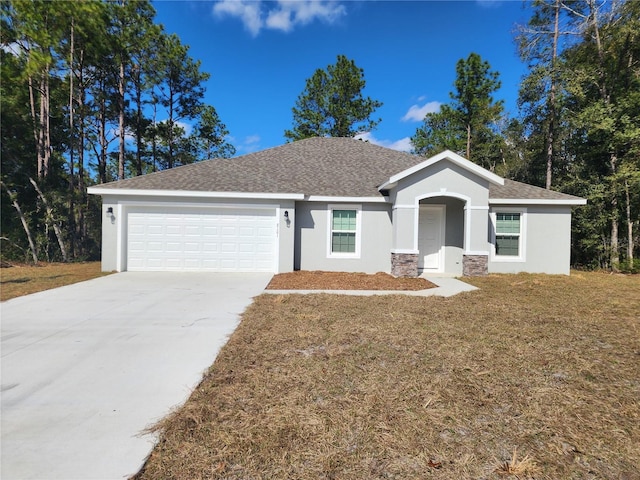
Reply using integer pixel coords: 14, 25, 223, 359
238, 226, 254, 236
166, 242, 181, 252
239, 243, 256, 253
127, 207, 276, 272
202, 243, 218, 253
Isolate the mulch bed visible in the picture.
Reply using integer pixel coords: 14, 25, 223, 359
266, 270, 436, 291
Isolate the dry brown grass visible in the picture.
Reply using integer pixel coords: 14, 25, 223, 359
135, 272, 640, 480
0, 262, 110, 301
267, 270, 436, 290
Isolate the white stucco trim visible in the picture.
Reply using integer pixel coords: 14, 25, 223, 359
392, 204, 417, 210
112, 199, 280, 209
464, 250, 490, 256
490, 198, 586, 205
326, 204, 362, 259
307, 195, 388, 203
379, 150, 504, 190
116, 203, 124, 272
391, 249, 419, 254
415, 192, 472, 252
87, 187, 304, 200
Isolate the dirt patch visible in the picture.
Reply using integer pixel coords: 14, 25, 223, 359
266, 270, 436, 291
135, 272, 640, 480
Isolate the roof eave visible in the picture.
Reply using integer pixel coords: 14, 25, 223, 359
87, 187, 305, 200
489, 198, 587, 206
306, 195, 390, 203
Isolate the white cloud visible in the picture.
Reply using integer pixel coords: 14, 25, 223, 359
213, 0, 263, 36
213, 0, 346, 36
355, 132, 413, 153
401, 101, 441, 122
232, 135, 262, 154
172, 120, 193, 136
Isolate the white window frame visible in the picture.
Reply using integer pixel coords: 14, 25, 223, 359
327, 204, 362, 259
490, 207, 527, 262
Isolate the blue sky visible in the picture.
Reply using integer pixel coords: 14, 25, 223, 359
153, 0, 532, 155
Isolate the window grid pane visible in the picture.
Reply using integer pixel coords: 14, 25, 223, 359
496, 235, 519, 256
332, 232, 356, 253
332, 210, 356, 231
496, 213, 520, 234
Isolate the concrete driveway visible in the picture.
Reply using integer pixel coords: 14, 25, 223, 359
1, 272, 272, 480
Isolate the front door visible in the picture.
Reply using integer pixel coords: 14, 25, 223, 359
418, 205, 445, 272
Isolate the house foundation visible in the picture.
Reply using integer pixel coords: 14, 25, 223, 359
462, 254, 488, 276
391, 252, 419, 277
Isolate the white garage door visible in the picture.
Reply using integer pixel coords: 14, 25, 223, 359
127, 206, 277, 272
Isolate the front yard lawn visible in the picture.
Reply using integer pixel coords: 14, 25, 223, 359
0, 262, 109, 301
137, 272, 640, 479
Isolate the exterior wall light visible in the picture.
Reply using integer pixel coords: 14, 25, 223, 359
106, 206, 116, 224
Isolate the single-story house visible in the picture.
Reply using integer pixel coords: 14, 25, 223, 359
88, 137, 586, 277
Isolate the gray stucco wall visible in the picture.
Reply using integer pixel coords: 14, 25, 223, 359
101, 201, 118, 272
295, 201, 392, 273
488, 205, 573, 275
392, 160, 492, 255
395, 161, 490, 205
95, 194, 295, 273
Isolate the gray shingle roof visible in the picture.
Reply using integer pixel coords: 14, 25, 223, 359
94, 137, 583, 202
95, 137, 420, 197
489, 179, 584, 202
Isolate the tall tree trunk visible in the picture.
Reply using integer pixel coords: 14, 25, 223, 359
545, 0, 560, 190
37, 74, 47, 178
77, 59, 87, 258
1, 181, 39, 263
151, 101, 158, 172
97, 81, 108, 184
28, 75, 38, 146
466, 123, 471, 159
28, 66, 50, 179
29, 177, 68, 262
44, 72, 51, 178
610, 156, 619, 271
118, 58, 126, 180
134, 64, 143, 176
625, 178, 633, 265
68, 18, 76, 259
168, 87, 175, 169
68, 18, 75, 187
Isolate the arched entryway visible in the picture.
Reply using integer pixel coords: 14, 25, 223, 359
417, 195, 466, 276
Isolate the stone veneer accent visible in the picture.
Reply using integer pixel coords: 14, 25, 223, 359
391, 252, 419, 278
463, 254, 488, 276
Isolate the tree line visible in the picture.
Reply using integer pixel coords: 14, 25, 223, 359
1, 0, 234, 262
2, 0, 638, 271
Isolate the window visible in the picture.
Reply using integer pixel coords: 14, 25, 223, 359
491, 209, 526, 261
328, 205, 361, 257
495, 212, 520, 256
